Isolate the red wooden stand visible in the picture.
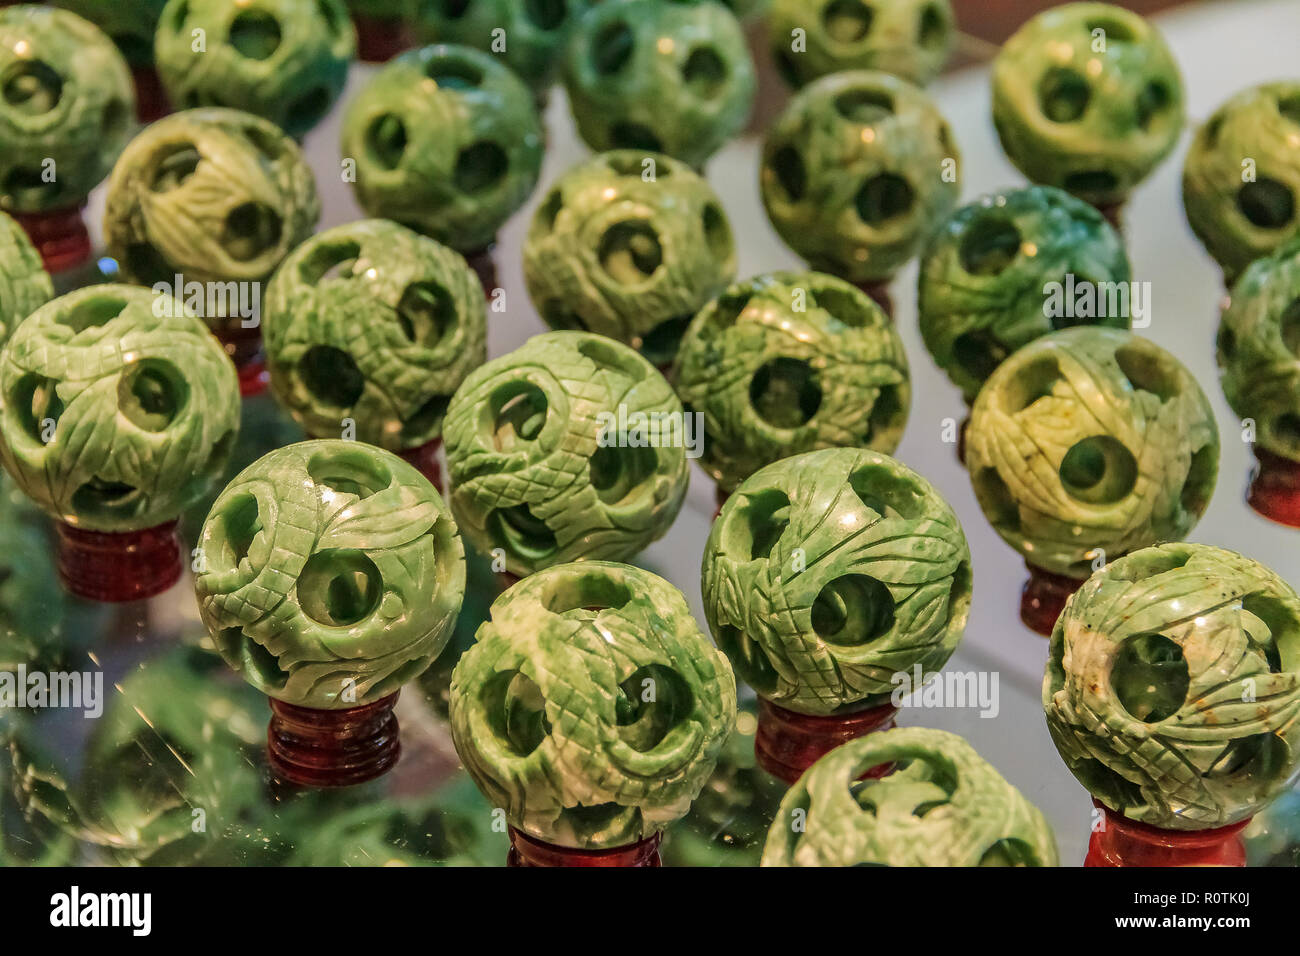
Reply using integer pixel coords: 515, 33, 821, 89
1021, 563, 1083, 636
213, 324, 270, 397
267, 691, 400, 788
56, 520, 182, 603
351, 14, 414, 63
397, 437, 442, 494
1086, 801, 1248, 867
1247, 447, 1300, 528
754, 697, 897, 784
131, 64, 170, 123
464, 245, 498, 298
507, 827, 662, 867
13, 205, 91, 275
855, 279, 893, 320
1093, 200, 1125, 233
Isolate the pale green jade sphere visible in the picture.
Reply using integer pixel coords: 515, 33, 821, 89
704, 448, 971, 716
761, 70, 960, 284
965, 327, 1219, 579
1183, 82, 1300, 284
449, 560, 736, 850
443, 331, 689, 577
674, 271, 910, 493
523, 150, 737, 368
991, 2, 1184, 208
0, 5, 135, 215
1045, 543, 1300, 831
762, 727, 1059, 866
0, 284, 241, 532
263, 219, 486, 451
195, 439, 466, 710
0, 211, 52, 348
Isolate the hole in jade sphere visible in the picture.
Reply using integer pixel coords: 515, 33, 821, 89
524, 0, 566, 31
298, 239, 360, 284
598, 220, 663, 283
542, 574, 633, 615
58, 296, 128, 332
1180, 443, 1216, 517
228, 10, 282, 60
222, 202, 282, 261
769, 146, 807, 201
3, 166, 59, 205
822, 0, 873, 42
1114, 342, 1181, 403
307, 446, 392, 499
811, 574, 895, 646
298, 550, 383, 627
118, 360, 187, 432
71, 477, 141, 518
11, 373, 63, 442
616, 664, 691, 752
848, 464, 922, 520
1003, 355, 1061, 412
1, 60, 62, 115
682, 47, 726, 99
1205, 733, 1289, 781
749, 357, 822, 428
959, 216, 1021, 276
1058, 435, 1138, 505
589, 441, 657, 505
217, 493, 261, 567
715, 623, 780, 695
397, 280, 455, 347
864, 383, 905, 446
1275, 413, 1300, 449
609, 122, 663, 153
149, 145, 202, 192
217, 627, 289, 690
483, 670, 550, 756
978, 838, 1039, 867
972, 467, 1019, 532
367, 114, 408, 170
834, 88, 894, 126
1112, 632, 1188, 723
952, 330, 1009, 383
489, 504, 558, 562
1237, 178, 1296, 229
1135, 81, 1171, 131
426, 55, 483, 90
591, 20, 635, 75
299, 345, 365, 409
1241, 593, 1298, 674
490, 382, 547, 450
728, 487, 790, 560
855, 174, 915, 226
918, 4, 948, 49
1084, 16, 1136, 42
454, 141, 508, 193
1279, 299, 1300, 358
1038, 68, 1091, 123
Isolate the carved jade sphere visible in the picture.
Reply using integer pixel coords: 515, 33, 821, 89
768, 0, 955, 89
53, 0, 168, 68
0, 211, 51, 346
704, 448, 970, 715
966, 328, 1218, 580
263, 219, 486, 451
761, 70, 960, 284
341, 43, 543, 254
1045, 543, 1300, 830
0, 285, 240, 532
762, 727, 1058, 866
675, 272, 910, 493
523, 150, 737, 368
443, 331, 689, 577
918, 185, 1131, 402
1183, 82, 1300, 283
992, 2, 1183, 208
104, 108, 320, 319
155, 0, 355, 139
0, 5, 134, 215
195, 440, 466, 710
563, 0, 756, 170
449, 560, 736, 850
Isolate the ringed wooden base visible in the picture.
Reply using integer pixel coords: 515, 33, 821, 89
351, 13, 414, 63
267, 692, 401, 788
1021, 563, 1084, 636
56, 520, 182, 603
13, 205, 91, 275
507, 827, 662, 867
464, 245, 498, 299
755, 698, 897, 784
1085, 801, 1248, 867
131, 64, 170, 123
214, 324, 270, 397
855, 279, 894, 320
397, 437, 443, 495
1247, 447, 1300, 528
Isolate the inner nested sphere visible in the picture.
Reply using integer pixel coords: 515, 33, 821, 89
959, 215, 1021, 275
1111, 631, 1189, 723
1058, 435, 1138, 504
749, 357, 823, 428
296, 549, 383, 627
812, 573, 895, 646
598, 220, 663, 283
823, 0, 874, 42
1, 59, 63, 115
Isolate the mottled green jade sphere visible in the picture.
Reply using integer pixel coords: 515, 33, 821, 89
919, 185, 1131, 402
768, 0, 955, 90
1219, 236, 1300, 464
0, 211, 52, 347
415, 0, 594, 92
264, 219, 486, 451
523, 150, 737, 367
1184, 83, 1300, 284
443, 331, 689, 577
563, 0, 757, 170
965, 328, 1218, 579
155, 0, 355, 140
992, 2, 1184, 207
0, 5, 134, 214
0, 285, 241, 532
104, 108, 321, 315
762, 727, 1058, 866
53, 0, 169, 67
195, 440, 466, 710
761, 70, 960, 284
341, 43, 543, 253
675, 272, 909, 493
449, 560, 736, 850
1045, 543, 1300, 831
704, 448, 970, 716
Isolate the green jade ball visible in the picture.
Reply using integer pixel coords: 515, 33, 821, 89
918, 185, 1131, 403
448, 560, 737, 853
991, 2, 1184, 209
0, 210, 52, 348
341, 43, 544, 254
523, 150, 737, 368
768, 0, 955, 90
563, 0, 757, 170
674, 271, 910, 493
1045, 543, 1300, 832
965, 327, 1219, 583
155, 0, 356, 140
704, 448, 971, 717
761, 727, 1059, 866
263, 219, 487, 458
761, 70, 960, 286
53, 1, 169, 68
443, 331, 689, 577
1183, 82, 1300, 284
